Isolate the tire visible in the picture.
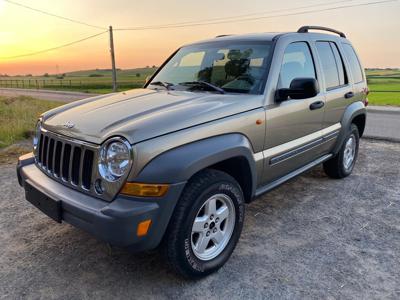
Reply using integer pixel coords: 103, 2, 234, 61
323, 124, 360, 179
162, 169, 245, 279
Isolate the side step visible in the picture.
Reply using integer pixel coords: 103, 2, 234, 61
255, 154, 333, 198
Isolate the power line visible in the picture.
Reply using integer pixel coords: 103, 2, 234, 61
115, 0, 397, 31
116, 0, 353, 29
0, 30, 108, 59
3, 0, 106, 30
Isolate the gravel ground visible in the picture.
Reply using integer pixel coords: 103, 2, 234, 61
1, 140, 399, 299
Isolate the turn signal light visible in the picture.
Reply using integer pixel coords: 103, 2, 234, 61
120, 182, 169, 197
137, 219, 152, 237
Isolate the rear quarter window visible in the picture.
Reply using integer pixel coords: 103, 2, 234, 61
342, 44, 364, 83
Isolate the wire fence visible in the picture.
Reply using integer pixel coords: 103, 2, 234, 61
0, 79, 145, 92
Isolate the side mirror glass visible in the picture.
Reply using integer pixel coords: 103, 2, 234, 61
276, 78, 319, 102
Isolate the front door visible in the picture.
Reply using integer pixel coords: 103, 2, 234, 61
262, 41, 325, 183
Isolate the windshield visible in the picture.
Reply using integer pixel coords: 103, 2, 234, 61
149, 40, 273, 94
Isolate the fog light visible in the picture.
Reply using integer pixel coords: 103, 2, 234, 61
120, 182, 169, 197
94, 179, 104, 194
137, 219, 152, 237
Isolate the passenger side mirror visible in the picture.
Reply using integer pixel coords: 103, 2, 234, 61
276, 78, 319, 102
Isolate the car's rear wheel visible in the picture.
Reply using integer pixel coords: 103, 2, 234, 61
323, 124, 360, 179
162, 169, 244, 279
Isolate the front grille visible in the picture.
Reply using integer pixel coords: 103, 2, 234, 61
36, 129, 96, 192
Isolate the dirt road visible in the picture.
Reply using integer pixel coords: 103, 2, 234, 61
1, 140, 399, 299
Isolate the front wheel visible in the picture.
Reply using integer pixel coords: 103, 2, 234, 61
162, 169, 245, 279
323, 124, 360, 179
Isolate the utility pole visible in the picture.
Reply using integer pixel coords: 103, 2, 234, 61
109, 25, 117, 92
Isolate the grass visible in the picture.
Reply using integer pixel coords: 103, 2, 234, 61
0, 68, 156, 94
1, 67, 399, 106
0, 96, 61, 149
366, 69, 400, 106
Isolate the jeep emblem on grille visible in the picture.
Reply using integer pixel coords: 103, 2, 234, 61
63, 121, 75, 129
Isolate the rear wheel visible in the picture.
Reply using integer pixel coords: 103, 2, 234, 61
162, 169, 245, 278
323, 124, 359, 178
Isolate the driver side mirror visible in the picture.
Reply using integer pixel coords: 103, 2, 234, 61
276, 78, 319, 102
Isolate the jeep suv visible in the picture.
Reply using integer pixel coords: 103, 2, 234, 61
17, 26, 368, 278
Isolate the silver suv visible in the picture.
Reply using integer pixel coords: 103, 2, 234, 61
17, 26, 368, 278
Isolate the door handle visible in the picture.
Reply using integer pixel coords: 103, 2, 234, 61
309, 101, 325, 110
345, 92, 354, 99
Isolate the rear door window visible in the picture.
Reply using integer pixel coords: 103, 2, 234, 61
316, 42, 340, 89
342, 44, 364, 83
330, 43, 347, 86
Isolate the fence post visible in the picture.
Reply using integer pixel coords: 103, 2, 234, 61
69, 80, 72, 87
35, 80, 38, 89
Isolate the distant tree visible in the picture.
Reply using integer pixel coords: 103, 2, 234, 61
43, 73, 49, 77
136, 73, 140, 77
145, 65, 150, 68
152, 65, 156, 68
25, 74, 33, 77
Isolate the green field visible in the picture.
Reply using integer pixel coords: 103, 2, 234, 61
0, 96, 61, 149
0, 67, 399, 106
0, 67, 157, 94
366, 69, 400, 106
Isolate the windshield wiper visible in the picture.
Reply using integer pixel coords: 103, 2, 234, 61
149, 81, 174, 90
179, 81, 225, 94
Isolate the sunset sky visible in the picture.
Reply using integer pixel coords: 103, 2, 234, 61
0, 0, 399, 75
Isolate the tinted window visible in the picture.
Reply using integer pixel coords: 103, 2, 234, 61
279, 42, 316, 89
150, 41, 273, 94
316, 42, 340, 89
330, 42, 347, 85
342, 44, 363, 83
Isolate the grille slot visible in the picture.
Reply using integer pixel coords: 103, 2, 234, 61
48, 139, 55, 172
82, 150, 94, 190
42, 136, 49, 167
35, 129, 96, 194
71, 147, 81, 185
62, 144, 71, 181
54, 141, 62, 176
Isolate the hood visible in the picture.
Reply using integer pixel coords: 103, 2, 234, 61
42, 88, 263, 144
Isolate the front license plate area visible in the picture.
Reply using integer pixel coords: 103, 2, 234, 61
25, 182, 62, 223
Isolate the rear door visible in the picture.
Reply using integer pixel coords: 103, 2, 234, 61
341, 43, 368, 104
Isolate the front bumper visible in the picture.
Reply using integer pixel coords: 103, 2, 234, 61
17, 153, 186, 251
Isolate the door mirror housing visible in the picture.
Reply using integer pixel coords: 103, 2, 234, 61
276, 78, 319, 102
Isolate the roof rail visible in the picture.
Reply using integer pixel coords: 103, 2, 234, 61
297, 26, 346, 38
215, 34, 232, 38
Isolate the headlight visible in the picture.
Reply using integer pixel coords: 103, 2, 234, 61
33, 119, 42, 151
98, 137, 132, 182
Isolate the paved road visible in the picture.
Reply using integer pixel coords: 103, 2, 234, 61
0, 88, 97, 102
364, 109, 400, 142
1, 140, 399, 299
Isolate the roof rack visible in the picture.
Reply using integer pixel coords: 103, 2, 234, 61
215, 34, 232, 38
297, 26, 346, 38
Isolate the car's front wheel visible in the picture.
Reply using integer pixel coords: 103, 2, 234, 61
162, 169, 245, 279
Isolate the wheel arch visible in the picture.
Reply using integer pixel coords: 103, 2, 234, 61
333, 101, 366, 155
134, 134, 257, 202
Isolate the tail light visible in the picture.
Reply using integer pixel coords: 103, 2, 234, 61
362, 87, 369, 107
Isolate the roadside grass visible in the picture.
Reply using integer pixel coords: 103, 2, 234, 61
1, 68, 399, 105
368, 92, 400, 106
0, 96, 61, 149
